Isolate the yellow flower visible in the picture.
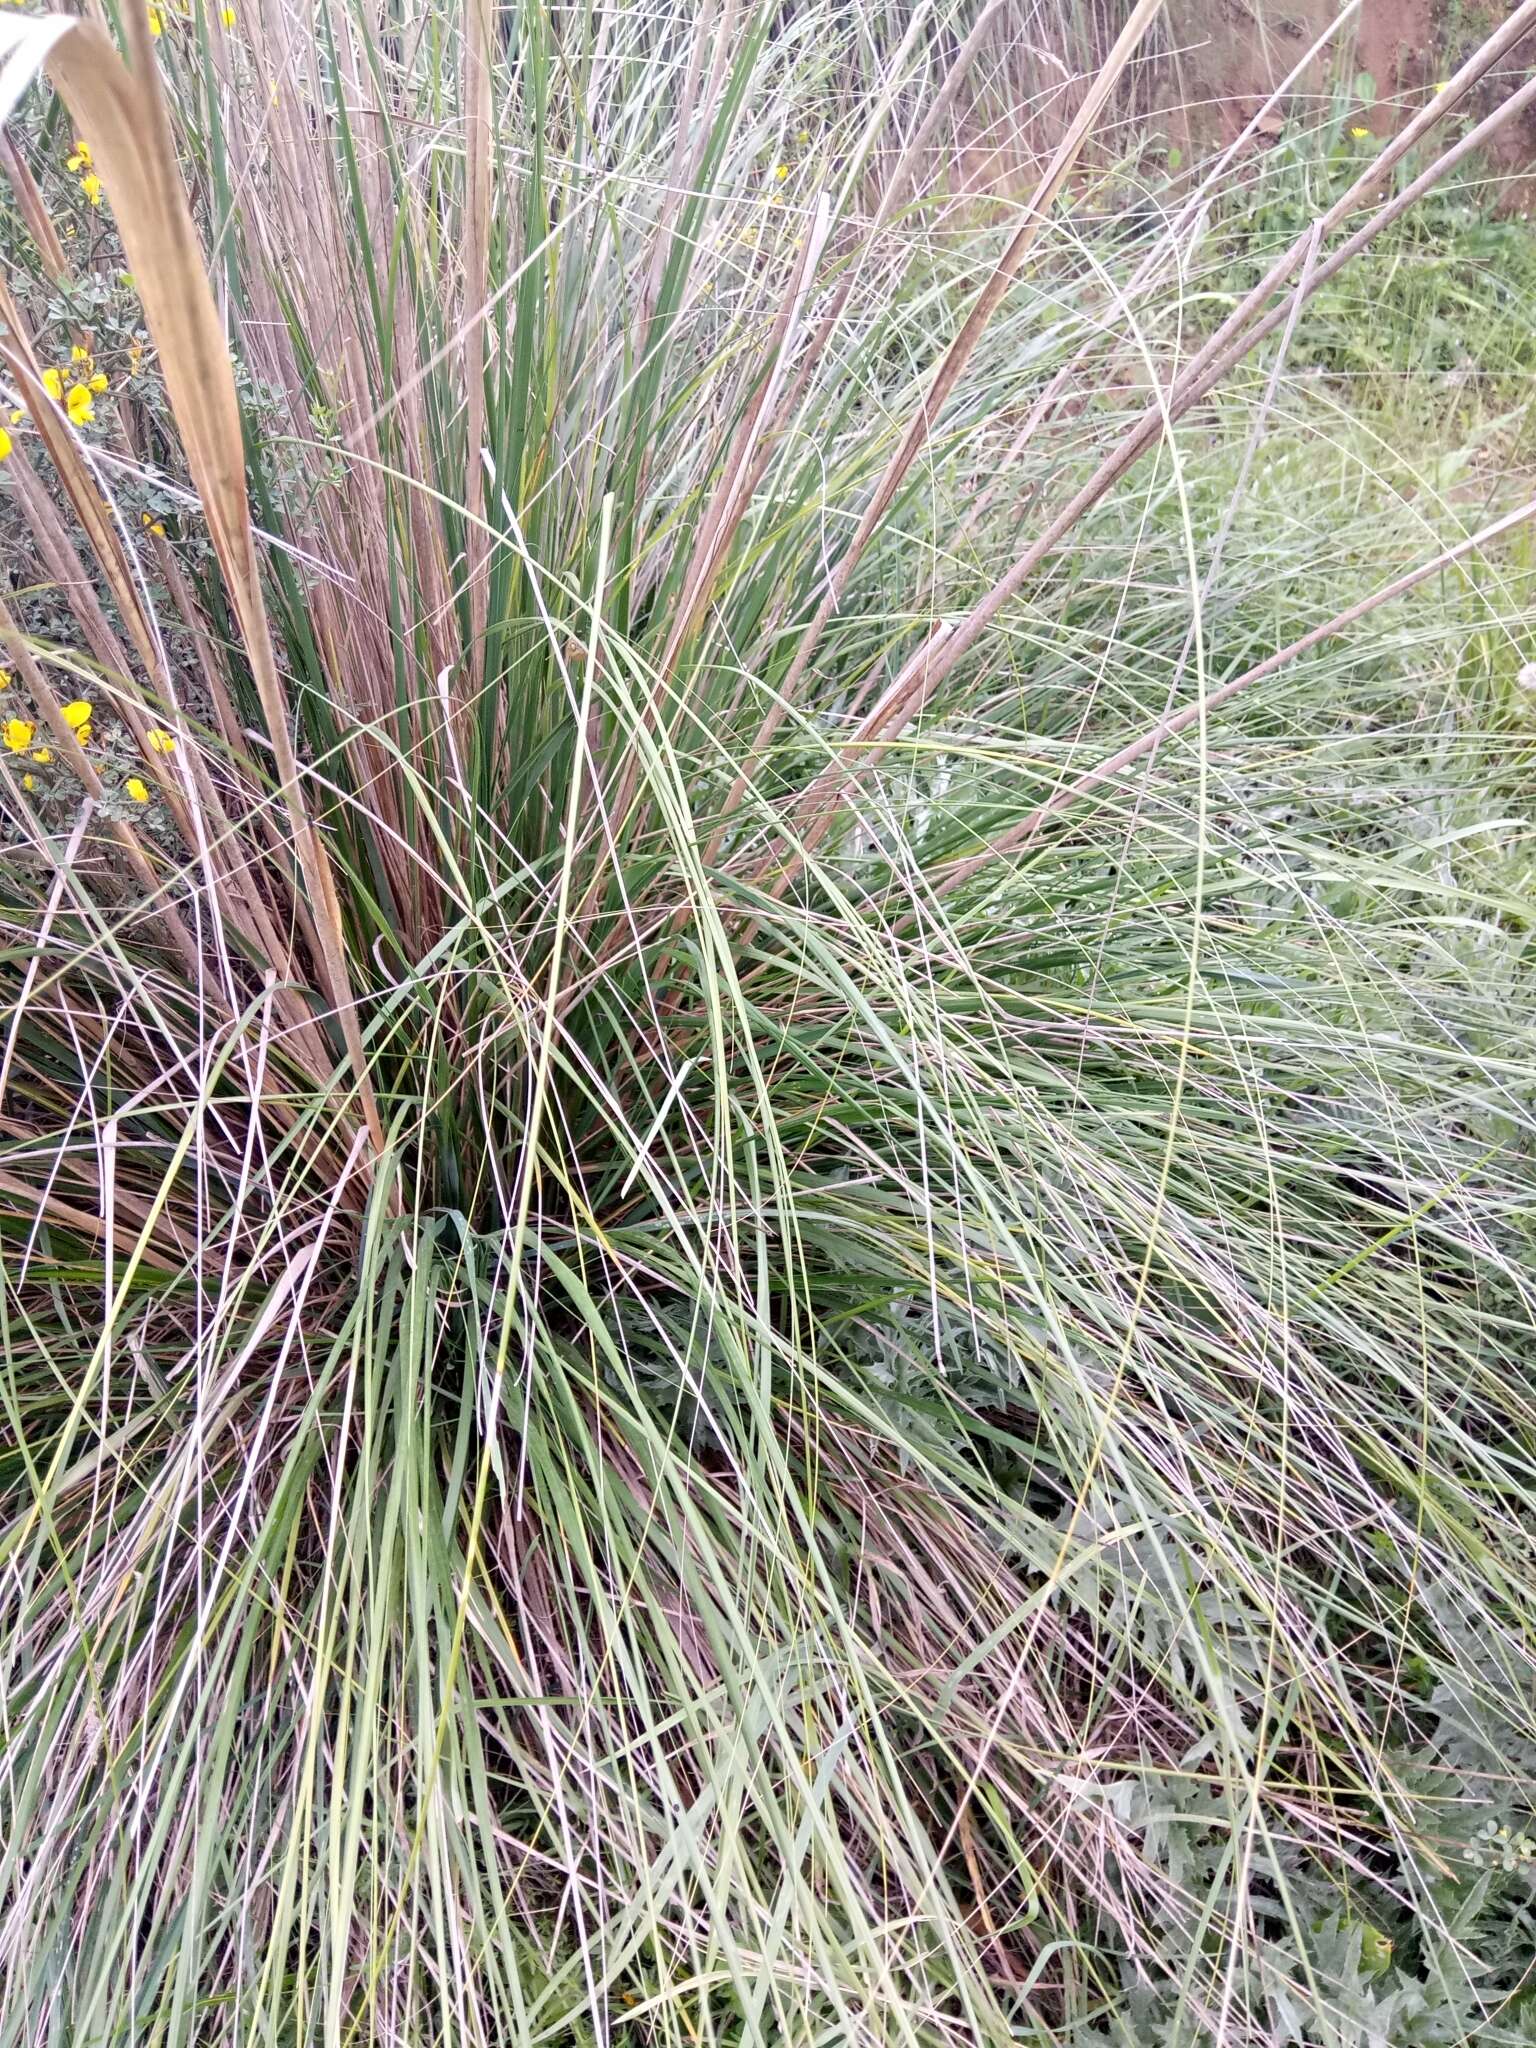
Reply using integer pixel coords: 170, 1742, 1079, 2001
125, 775, 150, 804
222, 4, 235, 21
774, 163, 788, 182
8, 410, 22, 426
3, 717, 35, 754
66, 384, 95, 427
41, 367, 63, 402
80, 172, 104, 206
71, 345, 90, 364
89, 372, 109, 394
31, 747, 50, 764
21, 773, 34, 792
61, 699, 93, 731
795, 129, 809, 144
1350, 125, 1371, 139
1434, 80, 1449, 93
140, 512, 166, 537
147, 3, 164, 32
67, 140, 92, 172
0, 426, 10, 463
145, 726, 176, 754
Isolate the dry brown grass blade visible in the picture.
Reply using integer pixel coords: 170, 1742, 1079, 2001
461, 0, 493, 703
0, 1164, 178, 1268
31, 8, 385, 1169
0, 127, 68, 279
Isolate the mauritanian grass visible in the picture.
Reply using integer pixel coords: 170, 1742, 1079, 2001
0, 2, 1535, 2043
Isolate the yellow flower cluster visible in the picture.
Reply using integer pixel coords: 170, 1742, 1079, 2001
3, 349, 111, 452
66, 138, 104, 208
4, 690, 173, 811
63, 348, 108, 417
2, 699, 87, 763
1, 673, 50, 791
139, 6, 236, 46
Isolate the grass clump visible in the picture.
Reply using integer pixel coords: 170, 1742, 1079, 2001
1, 3, 1535, 2044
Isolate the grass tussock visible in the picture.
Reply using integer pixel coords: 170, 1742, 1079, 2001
1, 2, 1535, 2043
